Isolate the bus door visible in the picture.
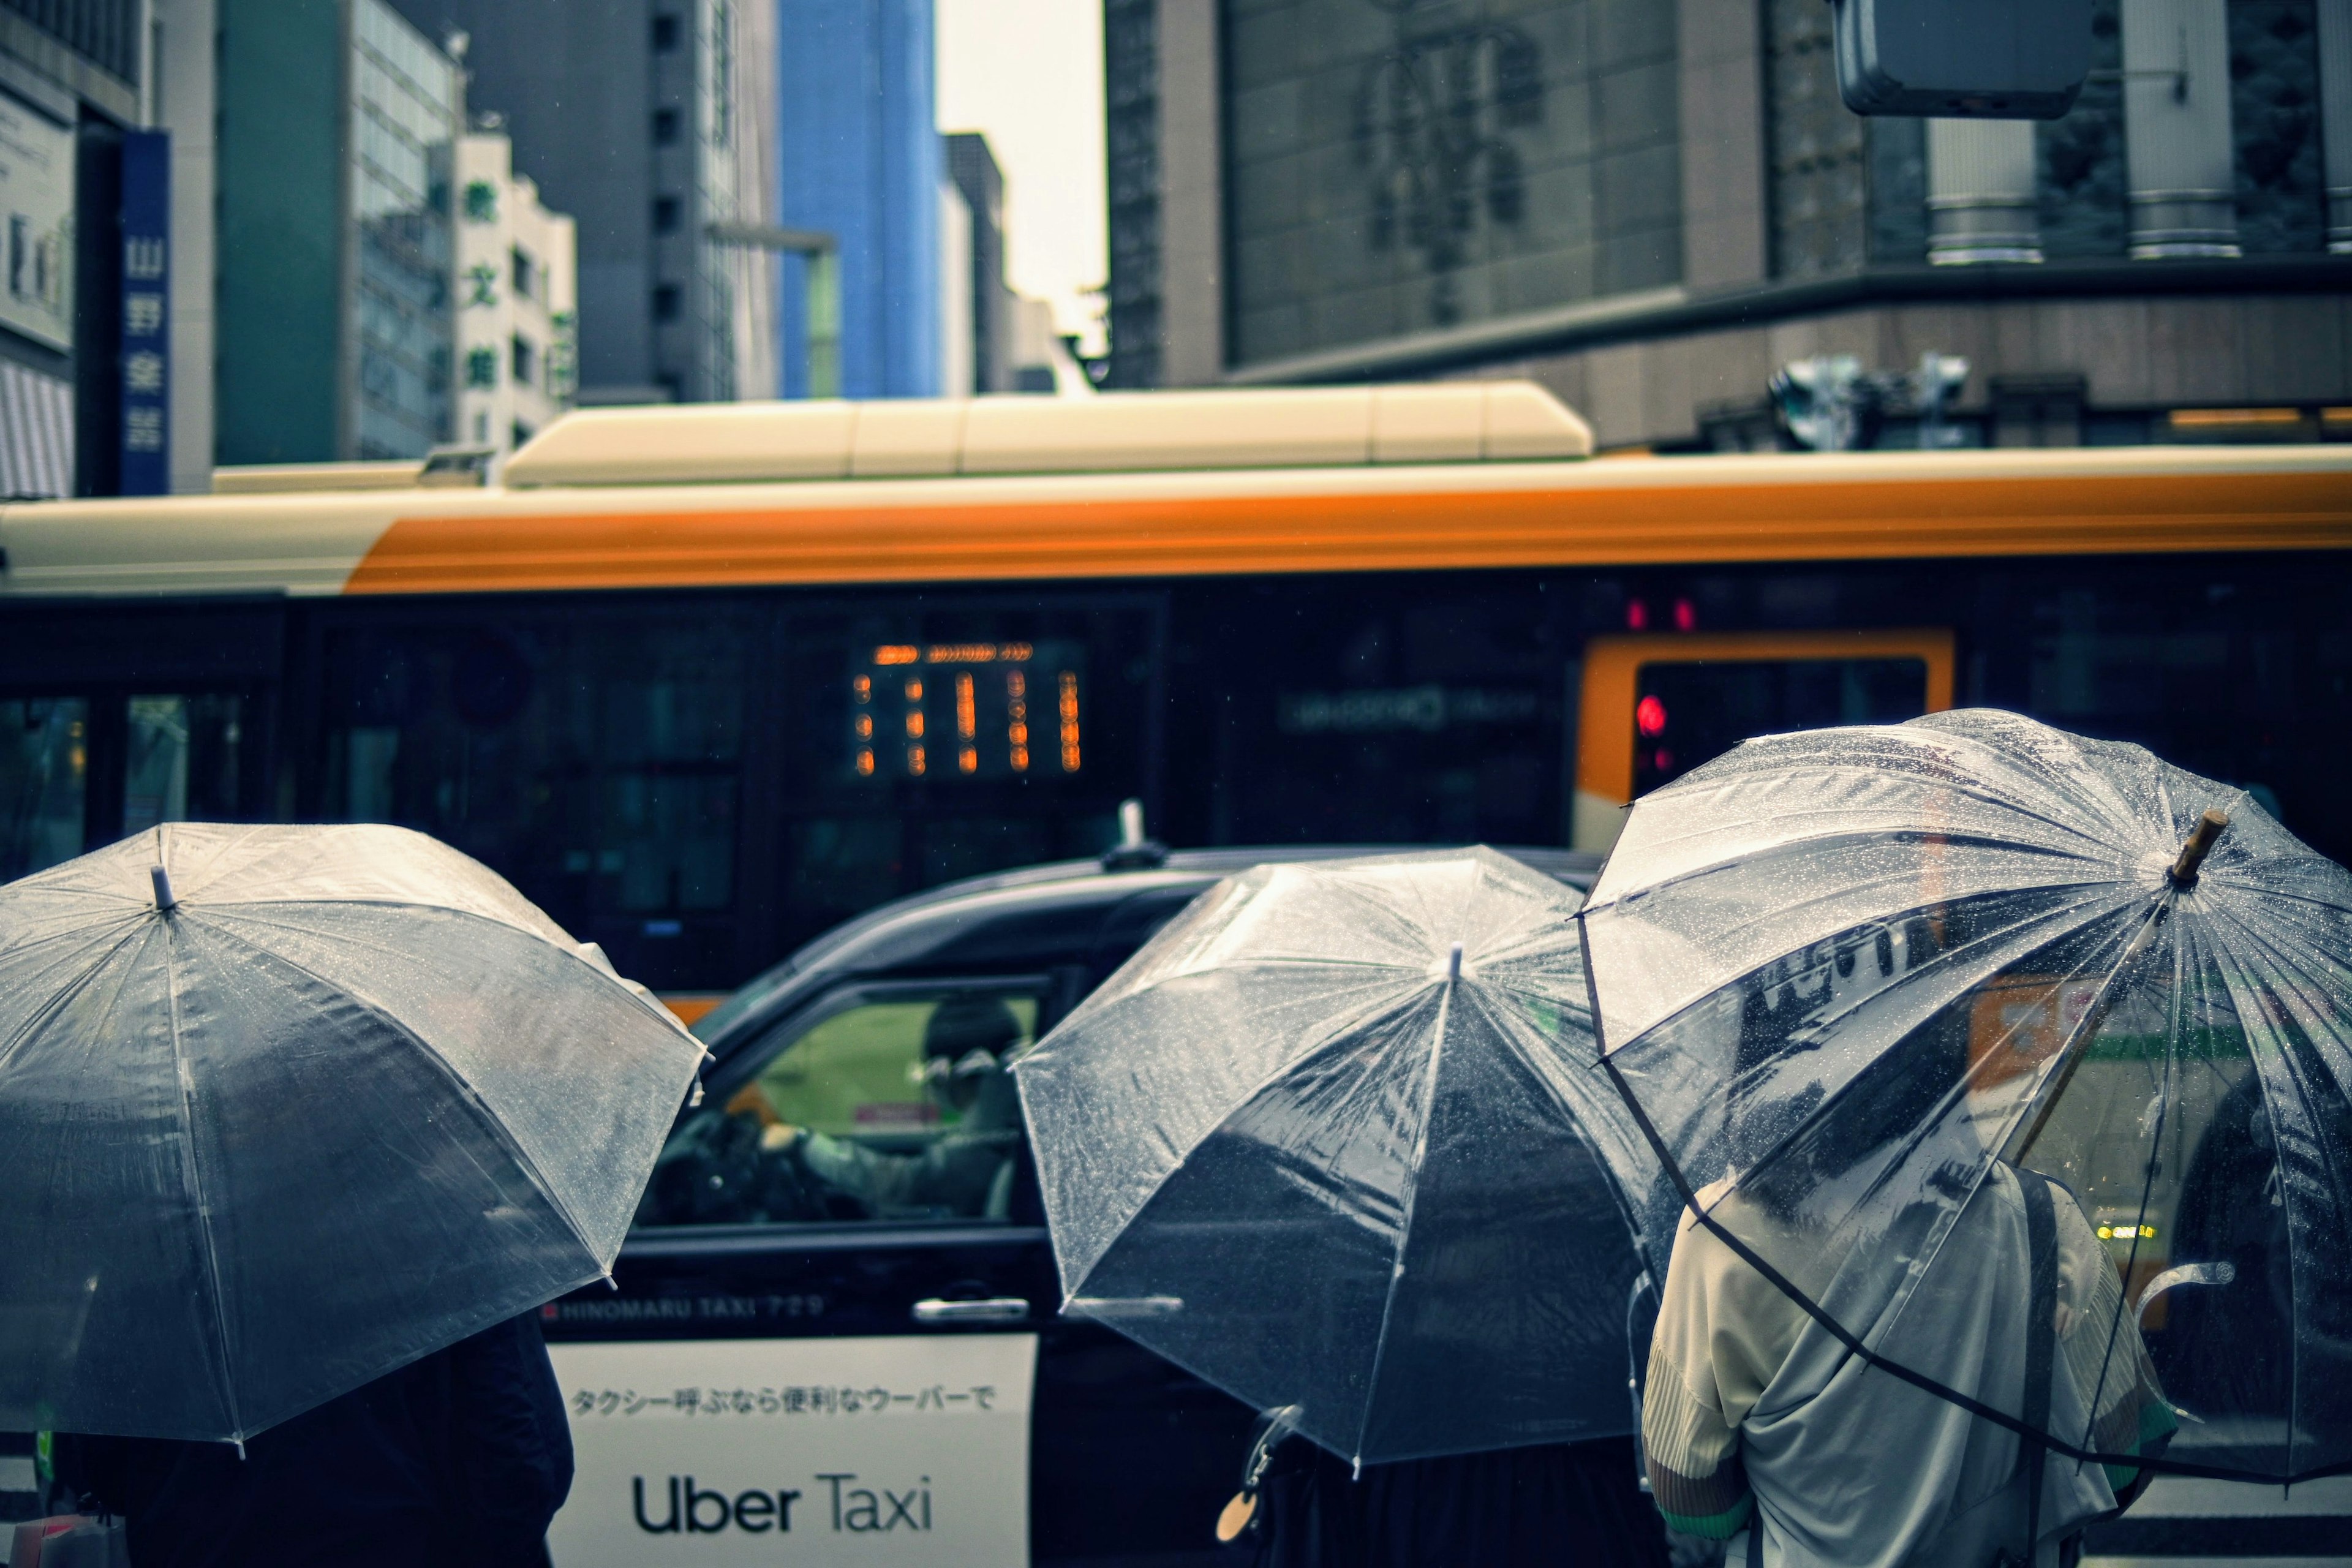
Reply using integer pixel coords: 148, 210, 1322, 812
0, 601, 280, 880
1571, 630, 1956, 853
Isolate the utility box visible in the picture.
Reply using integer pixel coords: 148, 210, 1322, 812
1833, 0, 2092, 118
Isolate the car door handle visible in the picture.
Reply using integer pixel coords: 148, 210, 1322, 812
911, 1296, 1030, 1325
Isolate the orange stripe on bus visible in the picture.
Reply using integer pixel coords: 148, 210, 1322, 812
344, 471, 2352, 595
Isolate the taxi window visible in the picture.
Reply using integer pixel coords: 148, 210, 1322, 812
636, 987, 1041, 1229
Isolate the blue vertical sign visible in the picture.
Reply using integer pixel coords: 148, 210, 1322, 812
118, 129, 169, 495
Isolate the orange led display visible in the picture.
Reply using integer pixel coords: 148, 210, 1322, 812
850, 639, 1081, 780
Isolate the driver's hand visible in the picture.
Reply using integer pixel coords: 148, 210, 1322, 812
761, 1122, 804, 1152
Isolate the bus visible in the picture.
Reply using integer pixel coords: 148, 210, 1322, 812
3, 381, 2347, 1016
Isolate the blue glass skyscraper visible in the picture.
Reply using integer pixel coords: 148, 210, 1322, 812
777, 0, 940, 399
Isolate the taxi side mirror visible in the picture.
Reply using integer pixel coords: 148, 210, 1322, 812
1833, 0, 2092, 119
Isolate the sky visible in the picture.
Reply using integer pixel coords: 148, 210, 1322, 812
935, 0, 1109, 356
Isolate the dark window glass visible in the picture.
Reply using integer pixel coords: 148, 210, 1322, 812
0, 697, 87, 878
652, 195, 681, 233
510, 334, 535, 386
652, 284, 682, 321
319, 612, 748, 989
1630, 658, 1929, 796
652, 107, 680, 145
1193, 586, 1568, 847
650, 13, 680, 49
124, 693, 243, 835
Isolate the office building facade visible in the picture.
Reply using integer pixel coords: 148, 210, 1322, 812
390, 0, 778, 406
1109, 0, 2352, 447
0, 0, 198, 496
776, 0, 940, 398
455, 129, 578, 454
946, 130, 1012, 393
214, 0, 459, 464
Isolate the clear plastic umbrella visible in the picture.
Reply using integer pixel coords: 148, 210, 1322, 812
0, 823, 705, 1442
1580, 709, 2352, 1488
1014, 846, 1656, 1468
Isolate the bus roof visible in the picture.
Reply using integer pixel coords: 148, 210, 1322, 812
3, 388, 2348, 600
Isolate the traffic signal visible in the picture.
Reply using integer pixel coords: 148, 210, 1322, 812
1833, 0, 2092, 119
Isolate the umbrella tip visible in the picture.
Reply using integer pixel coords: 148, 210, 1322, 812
2168, 809, 2230, 889
1447, 942, 1463, 982
149, 865, 176, 911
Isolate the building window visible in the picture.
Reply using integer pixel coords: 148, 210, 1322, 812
652, 108, 680, 145
473, 411, 490, 442
653, 195, 681, 233
512, 335, 537, 386
466, 345, 498, 388
511, 246, 536, 300
513, 421, 535, 449
464, 179, 497, 223
652, 13, 680, 49
652, 284, 682, 322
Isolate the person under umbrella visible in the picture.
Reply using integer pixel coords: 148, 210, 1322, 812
1578, 710, 2351, 1566
0, 823, 706, 1564
1015, 846, 1670, 1565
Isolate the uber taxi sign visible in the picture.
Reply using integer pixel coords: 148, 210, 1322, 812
546, 1334, 1038, 1565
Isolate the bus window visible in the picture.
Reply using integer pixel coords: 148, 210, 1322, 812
317, 614, 750, 990
1631, 658, 1930, 796
1574, 631, 1954, 851
124, 695, 244, 837
0, 698, 87, 880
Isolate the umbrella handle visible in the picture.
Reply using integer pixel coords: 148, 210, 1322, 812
2167, 810, 2230, 889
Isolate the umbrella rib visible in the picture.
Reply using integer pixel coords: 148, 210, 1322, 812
1586, 824, 2123, 913
2198, 900, 2352, 1478
160, 921, 249, 1443
1057, 979, 1430, 1292
0, 916, 149, 1076
176, 912, 612, 1270
1350, 971, 1455, 1468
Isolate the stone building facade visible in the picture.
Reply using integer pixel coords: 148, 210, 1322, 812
1105, 0, 2352, 448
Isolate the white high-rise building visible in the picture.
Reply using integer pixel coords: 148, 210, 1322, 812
454, 130, 578, 454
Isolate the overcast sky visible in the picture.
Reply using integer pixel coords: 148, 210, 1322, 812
936, 0, 1109, 355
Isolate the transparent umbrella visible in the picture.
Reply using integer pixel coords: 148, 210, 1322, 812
1014, 846, 1656, 1468
0, 823, 705, 1442
1580, 709, 2352, 1490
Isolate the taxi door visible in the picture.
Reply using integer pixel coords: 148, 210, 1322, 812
539, 974, 1251, 1567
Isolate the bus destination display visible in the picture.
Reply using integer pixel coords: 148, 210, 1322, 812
850, 641, 1084, 780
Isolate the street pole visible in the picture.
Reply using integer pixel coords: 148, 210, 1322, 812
706, 221, 840, 398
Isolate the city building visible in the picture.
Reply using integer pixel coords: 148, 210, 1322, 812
0, 0, 205, 497
946, 130, 1012, 393
454, 126, 578, 454
775, 0, 940, 398
214, 0, 460, 463
940, 167, 973, 396
1107, 0, 2352, 447
391, 0, 778, 406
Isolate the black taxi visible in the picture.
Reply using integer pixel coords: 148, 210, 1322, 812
537, 839, 1599, 1567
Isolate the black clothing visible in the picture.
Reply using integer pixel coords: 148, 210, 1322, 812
56, 1313, 572, 1568
1253, 1436, 1672, 1568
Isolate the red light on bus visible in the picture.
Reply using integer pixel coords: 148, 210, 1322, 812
1626, 600, 1649, 631
1672, 598, 1696, 631
873, 646, 919, 665
1636, 695, 1667, 736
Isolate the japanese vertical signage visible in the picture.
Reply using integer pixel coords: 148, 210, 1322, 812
118, 129, 168, 495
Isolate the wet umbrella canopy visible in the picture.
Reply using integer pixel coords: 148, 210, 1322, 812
0, 823, 706, 1442
1014, 846, 1654, 1466
1580, 710, 2352, 1485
